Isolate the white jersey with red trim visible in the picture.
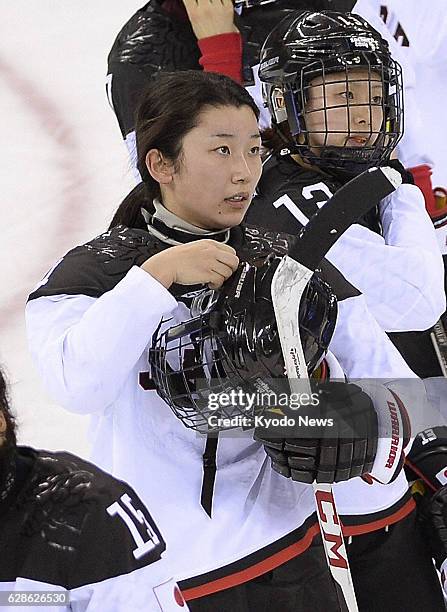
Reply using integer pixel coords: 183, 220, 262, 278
25, 223, 421, 592
352, 0, 431, 170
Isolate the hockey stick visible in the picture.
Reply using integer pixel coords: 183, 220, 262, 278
271, 166, 402, 612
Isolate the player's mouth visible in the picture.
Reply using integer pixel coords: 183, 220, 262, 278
224, 192, 250, 209
345, 135, 369, 147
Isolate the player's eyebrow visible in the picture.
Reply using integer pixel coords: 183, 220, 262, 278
210, 133, 261, 139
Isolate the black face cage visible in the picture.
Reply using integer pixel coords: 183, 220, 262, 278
268, 53, 403, 173
149, 314, 264, 434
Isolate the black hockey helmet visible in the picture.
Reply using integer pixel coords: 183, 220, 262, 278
259, 11, 403, 174
149, 255, 337, 433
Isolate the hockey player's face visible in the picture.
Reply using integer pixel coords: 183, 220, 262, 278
160, 105, 262, 230
304, 69, 384, 151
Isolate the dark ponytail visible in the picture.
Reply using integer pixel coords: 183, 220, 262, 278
108, 183, 148, 230
109, 71, 259, 229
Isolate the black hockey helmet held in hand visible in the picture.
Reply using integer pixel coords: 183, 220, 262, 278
149, 254, 337, 433
217, 254, 337, 378
259, 10, 403, 174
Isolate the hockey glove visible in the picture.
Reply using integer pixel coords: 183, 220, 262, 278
255, 381, 410, 485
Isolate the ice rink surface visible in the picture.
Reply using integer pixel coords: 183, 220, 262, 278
0, 2, 145, 457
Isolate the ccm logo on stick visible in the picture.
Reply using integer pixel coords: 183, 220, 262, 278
315, 490, 348, 569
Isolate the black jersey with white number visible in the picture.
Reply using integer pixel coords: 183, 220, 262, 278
247, 154, 445, 376
0, 446, 185, 611
248, 155, 380, 237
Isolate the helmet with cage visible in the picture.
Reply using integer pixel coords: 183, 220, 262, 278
149, 255, 337, 433
259, 11, 403, 174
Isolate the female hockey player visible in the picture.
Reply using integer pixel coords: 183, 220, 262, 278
26, 71, 442, 610
244, 9, 446, 608
0, 366, 187, 611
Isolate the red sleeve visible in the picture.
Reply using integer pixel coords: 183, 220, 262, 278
198, 32, 243, 84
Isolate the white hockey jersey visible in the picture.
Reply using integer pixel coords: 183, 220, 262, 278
25, 223, 422, 598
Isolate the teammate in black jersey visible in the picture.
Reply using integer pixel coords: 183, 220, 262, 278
246, 10, 445, 377
0, 366, 186, 611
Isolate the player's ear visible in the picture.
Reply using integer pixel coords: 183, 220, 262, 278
145, 149, 175, 185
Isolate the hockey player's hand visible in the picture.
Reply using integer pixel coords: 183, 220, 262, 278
141, 240, 239, 289
182, 0, 238, 40
254, 381, 410, 485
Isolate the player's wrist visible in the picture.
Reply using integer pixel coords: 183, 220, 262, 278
196, 26, 239, 41
141, 253, 175, 289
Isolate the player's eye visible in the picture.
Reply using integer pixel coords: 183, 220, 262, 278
372, 95, 383, 105
215, 145, 231, 155
249, 146, 261, 155
340, 90, 354, 100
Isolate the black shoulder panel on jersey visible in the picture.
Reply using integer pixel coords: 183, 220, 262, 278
242, 223, 294, 258
1, 447, 166, 589
28, 226, 166, 302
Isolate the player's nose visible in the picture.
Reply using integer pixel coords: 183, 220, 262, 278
231, 154, 252, 183
351, 104, 372, 130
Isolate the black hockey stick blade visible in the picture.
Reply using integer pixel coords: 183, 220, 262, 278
289, 166, 402, 272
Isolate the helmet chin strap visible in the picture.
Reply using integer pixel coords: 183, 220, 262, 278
305, 146, 383, 176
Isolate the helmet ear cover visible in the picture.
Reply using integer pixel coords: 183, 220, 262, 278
149, 256, 337, 433
284, 87, 302, 137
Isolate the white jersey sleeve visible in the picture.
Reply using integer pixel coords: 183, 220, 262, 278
6, 572, 186, 612
26, 266, 178, 414
327, 184, 445, 331
330, 293, 417, 378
